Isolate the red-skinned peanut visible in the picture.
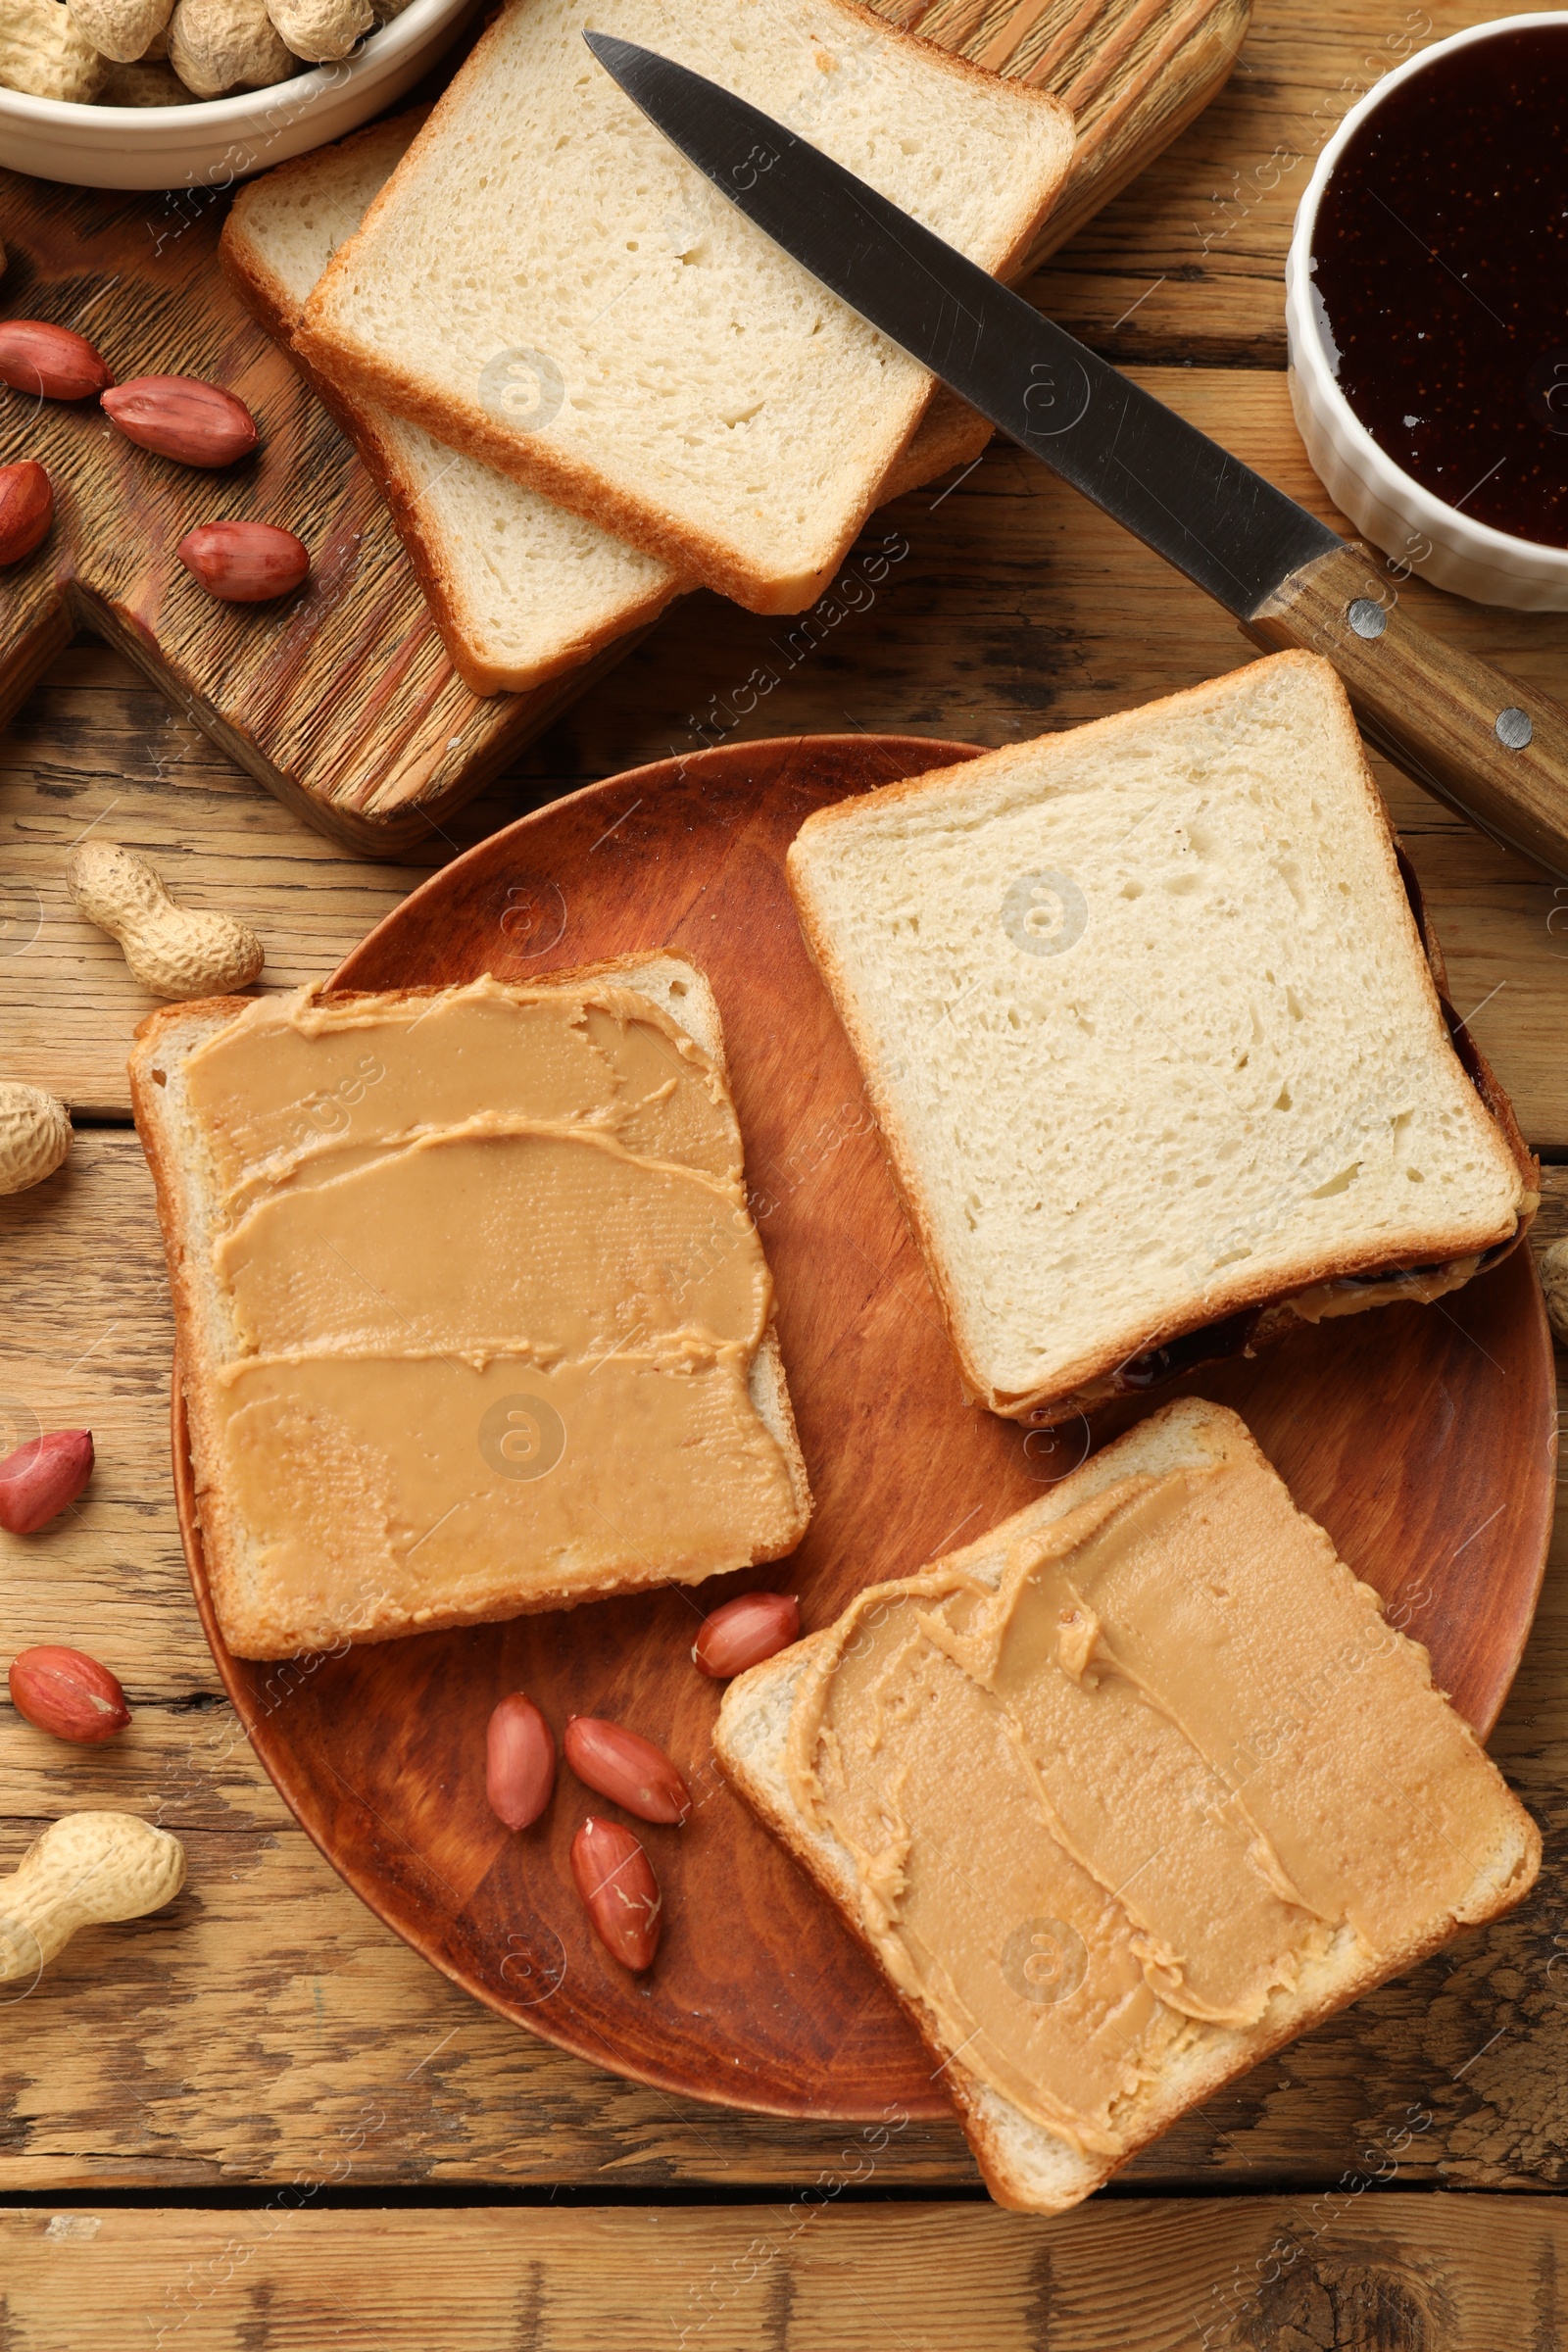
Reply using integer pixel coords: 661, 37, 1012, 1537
0, 321, 112, 402
9, 1645, 130, 1744
693, 1592, 800, 1679
101, 376, 258, 466
0, 1430, 93, 1534
564, 1716, 690, 1825
569, 1817, 662, 1972
177, 520, 310, 604
0, 462, 54, 566
486, 1692, 556, 1831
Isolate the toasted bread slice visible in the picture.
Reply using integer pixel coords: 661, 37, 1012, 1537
714, 1397, 1540, 2213
787, 652, 1535, 1422
295, 0, 1071, 613
130, 958, 810, 1658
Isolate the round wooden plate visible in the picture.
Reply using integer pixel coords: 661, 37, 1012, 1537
172, 734, 1555, 2121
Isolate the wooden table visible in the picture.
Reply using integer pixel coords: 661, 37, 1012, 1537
4, 1, 1568, 2338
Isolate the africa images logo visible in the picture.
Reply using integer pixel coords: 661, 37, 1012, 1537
1002, 870, 1088, 958
477, 348, 566, 433
1000, 1916, 1088, 2005
478, 1395, 567, 1483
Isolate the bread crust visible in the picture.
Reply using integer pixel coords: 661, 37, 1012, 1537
876, 384, 992, 505
129, 962, 811, 1658
786, 653, 1535, 1422
713, 1398, 1543, 2212
293, 0, 1072, 614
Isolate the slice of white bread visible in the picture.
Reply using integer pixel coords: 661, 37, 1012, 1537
129, 958, 810, 1658
294, 0, 1072, 613
221, 116, 685, 700
787, 652, 1535, 1422
222, 110, 989, 693
714, 1396, 1541, 2213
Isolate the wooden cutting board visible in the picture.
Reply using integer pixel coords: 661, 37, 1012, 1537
172, 734, 1555, 2119
0, 0, 1249, 857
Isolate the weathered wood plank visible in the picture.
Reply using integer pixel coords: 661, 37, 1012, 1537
4, 370, 1566, 1136
1027, 0, 1568, 360
0, 1139, 1564, 2185
3, 2195, 1567, 2349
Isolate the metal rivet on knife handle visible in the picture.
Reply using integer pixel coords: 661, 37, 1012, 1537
1247, 543, 1568, 878
1348, 598, 1388, 640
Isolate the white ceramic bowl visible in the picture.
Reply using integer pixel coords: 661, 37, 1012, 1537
1286, 11, 1568, 612
0, 0, 473, 191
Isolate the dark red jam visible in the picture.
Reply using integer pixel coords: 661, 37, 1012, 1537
1309, 24, 1568, 550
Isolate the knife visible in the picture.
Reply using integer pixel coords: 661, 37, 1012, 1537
585, 30, 1568, 882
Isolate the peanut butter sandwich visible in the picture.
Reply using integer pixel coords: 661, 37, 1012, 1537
714, 1397, 1537, 2213
130, 962, 810, 1659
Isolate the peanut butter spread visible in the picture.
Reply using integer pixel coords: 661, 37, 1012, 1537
784, 1435, 1520, 2155
178, 978, 803, 1645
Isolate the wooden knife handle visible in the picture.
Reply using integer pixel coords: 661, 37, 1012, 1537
1245, 542, 1568, 880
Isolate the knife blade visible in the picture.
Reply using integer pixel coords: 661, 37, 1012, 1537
586, 29, 1568, 881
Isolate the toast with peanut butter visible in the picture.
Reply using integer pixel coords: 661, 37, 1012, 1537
713, 1397, 1539, 2214
129, 961, 810, 1659
787, 653, 1537, 1425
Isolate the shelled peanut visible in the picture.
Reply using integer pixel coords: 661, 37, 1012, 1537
564, 1716, 691, 1825
486, 1694, 556, 1832
570, 1820, 662, 1974
178, 519, 310, 601
0, 1430, 93, 1530
0, 319, 112, 400
9, 1645, 130, 1743
692, 1591, 801, 1678
0, 459, 54, 565
102, 375, 258, 466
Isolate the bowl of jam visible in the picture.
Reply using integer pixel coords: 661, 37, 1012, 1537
1287, 13, 1568, 610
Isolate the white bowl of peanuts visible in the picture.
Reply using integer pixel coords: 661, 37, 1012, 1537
0, 0, 472, 189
